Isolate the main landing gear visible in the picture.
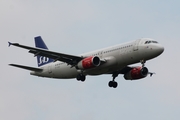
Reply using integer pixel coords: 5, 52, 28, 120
108, 73, 118, 88
76, 74, 86, 82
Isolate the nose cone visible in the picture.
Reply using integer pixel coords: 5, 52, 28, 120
157, 45, 164, 55
158, 45, 164, 54
154, 44, 164, 56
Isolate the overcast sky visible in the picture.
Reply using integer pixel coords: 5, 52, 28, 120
1, 0, 180, 120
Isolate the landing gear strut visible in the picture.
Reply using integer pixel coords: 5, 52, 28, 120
140, 60, 146, 67
76, 74, 86, 82
140, 60, 155, 77
108, 73, 118, 88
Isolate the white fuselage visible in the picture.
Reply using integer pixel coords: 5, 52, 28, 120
30, 38, 164, 79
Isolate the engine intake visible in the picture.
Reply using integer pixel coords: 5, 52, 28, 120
77, 56, 101, 70
124, 67, 149, 80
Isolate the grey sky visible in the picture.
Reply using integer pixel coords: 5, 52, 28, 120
1, 0, 180, 120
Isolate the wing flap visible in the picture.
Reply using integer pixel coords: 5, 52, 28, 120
9, 64, 43, 72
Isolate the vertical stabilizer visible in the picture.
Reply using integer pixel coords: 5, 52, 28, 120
35, 36, 54, 67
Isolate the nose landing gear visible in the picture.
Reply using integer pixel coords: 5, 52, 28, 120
140, 60, 146, 67
140, 59, 155, 77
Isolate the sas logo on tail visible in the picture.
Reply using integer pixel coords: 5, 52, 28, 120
38, 56, 49, 65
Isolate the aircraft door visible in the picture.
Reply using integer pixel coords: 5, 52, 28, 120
133, 39, 141, 51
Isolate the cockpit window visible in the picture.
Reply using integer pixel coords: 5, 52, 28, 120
152, 41, 158, 43
145, 41, 149, 44
145, 41, 158, 44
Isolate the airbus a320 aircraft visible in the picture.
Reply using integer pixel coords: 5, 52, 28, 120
8, 36, 164, 88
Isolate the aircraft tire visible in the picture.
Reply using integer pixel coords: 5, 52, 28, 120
76, 74, 81, 81
108, 81, 118, 88
108, 81, 113, 87
113, 81, 118, 88
81, 75, 86, 82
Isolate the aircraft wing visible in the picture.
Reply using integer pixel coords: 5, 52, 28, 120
8, 42, 83, 66
119, 66, 133, 74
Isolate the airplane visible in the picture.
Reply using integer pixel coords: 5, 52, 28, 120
8, 36, 164, 88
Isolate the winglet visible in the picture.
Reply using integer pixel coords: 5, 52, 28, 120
8, 42, 12, 47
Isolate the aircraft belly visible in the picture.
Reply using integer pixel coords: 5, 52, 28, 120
87, 65, 119, 75
53, 65, 78, 79
85, 56, 119, 75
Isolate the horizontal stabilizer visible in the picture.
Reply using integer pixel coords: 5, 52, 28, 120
9, 64, 43, 72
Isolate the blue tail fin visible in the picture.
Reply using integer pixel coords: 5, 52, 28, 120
35, 36, 54, 67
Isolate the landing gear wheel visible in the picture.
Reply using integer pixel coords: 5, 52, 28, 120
113, 81, 118, 88
76, 74, 81, 81
108, 81, 118, 88
108, 72, 119, 88
76, 74, 86, 82
81, 75, 86, 82
108, 81, 113, 87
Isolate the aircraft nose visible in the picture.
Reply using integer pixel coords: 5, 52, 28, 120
155, 44, 164, 55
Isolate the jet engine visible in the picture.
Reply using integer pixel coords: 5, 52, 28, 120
77, 56, 101, 70
124, 67, 149, 80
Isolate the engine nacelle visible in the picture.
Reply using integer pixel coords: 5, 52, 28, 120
124, 67, 149, 80
77, 56, 101, 70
